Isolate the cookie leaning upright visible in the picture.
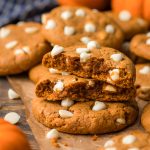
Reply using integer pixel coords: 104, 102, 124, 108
41, 6, 124, 49
0, 22, 51, 75
42, 45, 136, 88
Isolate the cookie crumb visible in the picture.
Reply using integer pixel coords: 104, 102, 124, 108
92, 135, 98, 141
50, 138, 60, 148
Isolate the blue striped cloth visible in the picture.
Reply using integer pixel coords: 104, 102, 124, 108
0, 0, 58, 27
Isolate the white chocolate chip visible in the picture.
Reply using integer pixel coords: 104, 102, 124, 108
53, 80, 64, 92
105, 24, 115, 34
119, 10, 131, 21
64, 26, 75, 36
146, 32, 150, 37
8, 89, 20, 99
45, 19, 56, 29
139, 66, 150, 74
80, 36, 91, 44
146, 38, 150, 45
116, 118, 126, 124
105, 147, 117, 150
80, 52, 91, 62
59, 110, 73, 118
104, 140, 115, 148
122, 135, 136, 144
41, 14, 47, 24
110, 53, 123, 62
109, 69, 120, 81
103, 85, 117, 92
51, 45, 64, 57
87, 41, 100, 50
76, 47, 90, 54
0, 28, 11, 38
49, 68, 59, 74
84, 23, 96, 33
128, 148, 139, 150
17, 21, 25, 26
61, 10, 72, 20
88, 80, 95, 87
75, 9, 85, 17
46, 129, 60, 139
5, 41, 18, 49
61, 71, 70, 76
92, 101, 106, 111
61, 98, 74, 107
4, 112, 20, 124
22, 46, 30, 54
25, 27, 39, 34
14, 49, 24, 55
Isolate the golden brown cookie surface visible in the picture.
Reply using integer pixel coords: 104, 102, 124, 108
135, 64, 150, 101
32, 98, 138, 134
42, 6, 124, 49
141, 103, 150, 133
106, 11, 149, 40
0, 22, 51, 75
99, 130, 150, 150
130, 33, 150, 61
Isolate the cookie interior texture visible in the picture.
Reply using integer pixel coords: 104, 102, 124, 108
42, 46, 135, 88
32, 98, 138, 134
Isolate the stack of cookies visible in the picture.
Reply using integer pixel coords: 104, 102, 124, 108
31, 43, 138, 134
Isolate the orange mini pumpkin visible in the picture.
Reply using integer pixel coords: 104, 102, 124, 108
57, 0, 110, 10
111, 0, 150, 23
0, 119, 31, 150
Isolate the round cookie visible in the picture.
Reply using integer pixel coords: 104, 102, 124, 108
41, 6, 124, 49
141, 103, 150, 133
106, 11, 149, 40
29, 64, 48, 83
32, 98, 138, 134
130, 32, 150, 61
0, 22, 51, 75
135, 64, 150, 101
99, 130, 150, 150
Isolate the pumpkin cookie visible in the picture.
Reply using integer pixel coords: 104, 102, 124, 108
99, 130, 150, 150
130, 32, 150, 61
135, 64, 150, 101
0, 22, 51, 75
29, 64, 48, 83
141, 103, 150, 133
42, 45, 136, 88
32, 98, 138, 134
106, 11, 149, 40
41, 6, 124, 49
34, 65, 135, 101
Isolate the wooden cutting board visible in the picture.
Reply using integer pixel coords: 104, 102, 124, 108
8, 75, 148, 150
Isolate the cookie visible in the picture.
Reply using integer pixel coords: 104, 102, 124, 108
35, 65, 135, 101
0, 22, 51, 75
141, 103, 150, 133
99, 130, 150, 150
41, 6, 124, 49
42, 45, 136, 88
106, 11, 149, 40
121, 42, 149, 64
32, 98, 138, 134
130, 33, 150, 61
135, 64, 150, 101
29, 64, 48, 83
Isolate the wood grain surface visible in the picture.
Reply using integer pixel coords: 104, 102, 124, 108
0, 77, 39, 150
7, 75, 148, 150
